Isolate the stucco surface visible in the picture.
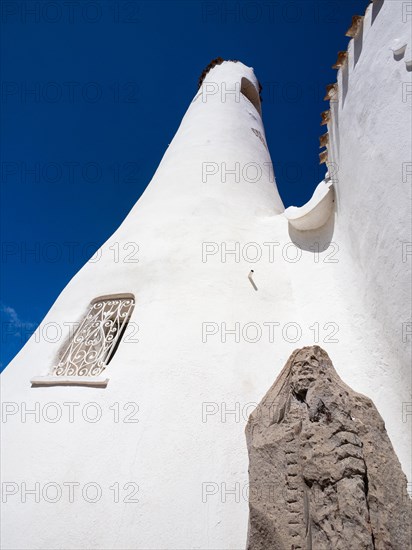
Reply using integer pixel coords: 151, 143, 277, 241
1, 3, 411, 547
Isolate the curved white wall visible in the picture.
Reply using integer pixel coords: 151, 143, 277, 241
328, 0, 412, 372
327, 0, 412, 482
1, 13, 411, 547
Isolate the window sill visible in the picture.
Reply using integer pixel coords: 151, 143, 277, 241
30, 376, 109, 388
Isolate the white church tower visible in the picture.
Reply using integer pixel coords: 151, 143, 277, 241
1, 2, 411, 548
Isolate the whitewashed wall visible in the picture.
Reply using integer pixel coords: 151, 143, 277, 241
1, 3, 411, 546
328, 0, 411, 483
329, 0, 412, 370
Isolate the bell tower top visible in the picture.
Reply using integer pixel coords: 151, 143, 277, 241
197, 58, 263, 117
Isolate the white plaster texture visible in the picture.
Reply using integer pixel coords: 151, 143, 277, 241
1, 4, 411, 547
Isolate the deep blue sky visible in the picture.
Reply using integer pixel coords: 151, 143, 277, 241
1, 0, 367, 369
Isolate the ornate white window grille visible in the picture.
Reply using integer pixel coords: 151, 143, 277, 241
52, 295, 135, 377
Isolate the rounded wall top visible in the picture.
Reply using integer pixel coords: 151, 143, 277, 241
197, 58, 262, 116
198, 58, 261, 98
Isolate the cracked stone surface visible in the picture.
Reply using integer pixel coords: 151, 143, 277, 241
245, 346, 412, 550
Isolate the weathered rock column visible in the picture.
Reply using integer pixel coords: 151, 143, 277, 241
246, 346, 412, 550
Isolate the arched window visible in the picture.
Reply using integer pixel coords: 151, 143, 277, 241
240, 77, 262, 115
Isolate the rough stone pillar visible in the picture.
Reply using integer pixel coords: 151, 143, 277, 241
246, 346, 412, 550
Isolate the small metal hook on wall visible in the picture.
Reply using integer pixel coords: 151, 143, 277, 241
248, 270, 258, 291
